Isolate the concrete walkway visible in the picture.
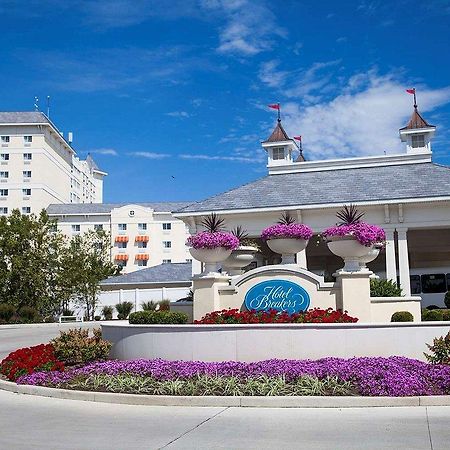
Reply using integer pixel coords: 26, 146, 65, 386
1, 389, 449, 449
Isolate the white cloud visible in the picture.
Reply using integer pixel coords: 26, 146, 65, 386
166, 111, 190, 118
129, 152, 170, 159
280, 73, 450, 159
89, 148, 118, 156
180, 153, 255, 162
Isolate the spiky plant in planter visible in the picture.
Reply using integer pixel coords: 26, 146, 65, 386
261, 211, 313, 264
187, 213, 239, 275
223, 226, 259, 276
336, 205, 365, 225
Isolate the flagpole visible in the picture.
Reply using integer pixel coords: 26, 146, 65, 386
277, 103, 280, 122
413, 89, 417, 109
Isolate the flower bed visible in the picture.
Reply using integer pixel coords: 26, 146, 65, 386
187, 231, 239, 250
194, 308, 358, 324
261, 223, 313, 241
15, 357, 450, 397
0, 344, 64, 381
322, 222, 386, 247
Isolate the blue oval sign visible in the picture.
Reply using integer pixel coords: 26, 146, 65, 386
244, 279, 310, 315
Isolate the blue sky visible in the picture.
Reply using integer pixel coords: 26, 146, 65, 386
1, 0, 450, 203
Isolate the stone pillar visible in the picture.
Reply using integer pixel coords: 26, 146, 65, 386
134, 288, 140, 312
335, 271, 372, 322
397, 228, 411, 296
296, 249, 307, 269
192, 274, 231, 321
385, 229, 397, 282
191, 258, 202, 276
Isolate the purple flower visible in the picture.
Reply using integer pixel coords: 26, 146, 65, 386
187, 231, 239, 250
261, 224, 313, 241
322, 222, 386, 247
16, 357, 450, 397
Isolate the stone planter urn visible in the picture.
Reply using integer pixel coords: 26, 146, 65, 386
189, 247, 232, 275
327, 236, 373, 272
266, 238, 309, 264
222, 245, 258, 276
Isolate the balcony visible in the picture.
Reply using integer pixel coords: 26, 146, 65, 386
115, 236, 129, 243
115, 254, 129, 261
135, 235, 149, 242
135, 254, 149, 261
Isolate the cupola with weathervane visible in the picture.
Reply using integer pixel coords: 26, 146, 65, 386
262, 116, 299, 167
399, 89, 436, 154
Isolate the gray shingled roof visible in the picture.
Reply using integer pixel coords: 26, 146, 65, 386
178, 162, 450, 213
0, 111, 50, 124
47, 202, 192, 215
101, 262, 191, 285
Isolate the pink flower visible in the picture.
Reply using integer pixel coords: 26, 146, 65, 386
187, 231, 240, 250
261, 223, 313, 241
322, 222, 386, 247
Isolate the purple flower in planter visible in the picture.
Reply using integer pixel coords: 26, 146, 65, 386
261, 224, 313, 241
187, 231, 239, 250
322, 222, 386, 247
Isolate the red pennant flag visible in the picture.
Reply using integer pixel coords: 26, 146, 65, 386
268, 103, 280, 110
406, 88, 415, 94
293, 136, 302, 141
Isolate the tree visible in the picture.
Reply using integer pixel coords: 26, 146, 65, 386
66, 229, 119, 320
0, 209, 69, 315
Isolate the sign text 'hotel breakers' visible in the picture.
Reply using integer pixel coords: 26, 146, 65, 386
244, 279, 310, 314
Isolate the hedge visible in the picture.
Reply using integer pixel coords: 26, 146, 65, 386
129, 311, 188, 324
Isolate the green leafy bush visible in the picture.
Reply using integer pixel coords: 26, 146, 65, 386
444, 292, 450, 309
129, 311, 188, 324
424, 331, 450, 365
62, 308, 75, 316
427, 305, 440, 310
141, 301, 157, 311
0, 304, 16, 322
18, 306, 41, 323
51, 328, 111, 365
115, 301, 134, 320
158, 300, 171, 311
442, 310, 450, 321
422, 309, 444, 321
391, 311, 414, 322
102, 305, 113, 320
370, 279, 403, 297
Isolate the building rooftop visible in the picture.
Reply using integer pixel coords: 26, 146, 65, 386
47, 201, 193, 215
101, 262, 192, 286
400, 107, 435, 130
176, 162, 450, 214
263, 120, 293, 143
0, 111, 51, 124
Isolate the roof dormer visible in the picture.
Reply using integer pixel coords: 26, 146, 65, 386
262, 120, 298, 167
399, 104, 436, 154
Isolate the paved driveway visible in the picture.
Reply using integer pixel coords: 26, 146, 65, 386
0, 322, 99, 360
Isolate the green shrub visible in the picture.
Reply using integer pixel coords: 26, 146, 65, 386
141, 301, 157, 311
115, 301, 134, 320
391, 311, 414, 322
0, 304, 16, 322
424, 331, 450, 365
426, 304, 440, 310
102, 305, 113, 320
370, 279, 403, 297
422, 309, 444, 321
62, 308, 74, 316
158, 299, 171, 311
442, 310, 450, 321
445, 292, 450, 309
94, 316, 101, 321
51, 328, 111, 366
129, 310, 188, 325
18, 306, 41, 323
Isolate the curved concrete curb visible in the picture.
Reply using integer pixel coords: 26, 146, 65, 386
2, 378, 450, 408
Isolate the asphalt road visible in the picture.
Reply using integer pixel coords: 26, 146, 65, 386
1, 324, 450, 449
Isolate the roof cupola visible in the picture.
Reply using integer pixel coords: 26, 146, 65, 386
262, 118, 298, 167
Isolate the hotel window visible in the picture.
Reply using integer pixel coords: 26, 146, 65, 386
23, 153, 32, 161
0, 171, 8, 179
1, 154, 9, 161
138, 223, 147, 231
162, 223, 172, 230
421, 274, 446, 293
410, 275, 421, 294
117, 241, 127, 249
0, 207, 8, 214
94, 224, 103, 231
117, 261, 127, 269
411, 134, 425, 148
137, 241, 147, 249
118, 223, 127, 231
22, 188, 31, 196
71, 224, 81, 233
1, 136, 9, 145
162, 259, 172, 264
163, 241, 171, 249
272, 147, 285, 160
22, 207, 31, 214
24, 136, 32, 143
186, 258, 192, 263
23, 171, 31, 178
137, 260, 148, 267
0, 189, 8, 196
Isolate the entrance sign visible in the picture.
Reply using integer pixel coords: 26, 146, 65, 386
244, 279, 310, 315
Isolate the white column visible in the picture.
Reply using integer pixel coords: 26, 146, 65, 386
191, 259, 202, 276
119, 289, 123, 303
134, 288, 140, 312
385, 229, 397, 282
296, 250, 307, 269
397, 228, 411, 296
